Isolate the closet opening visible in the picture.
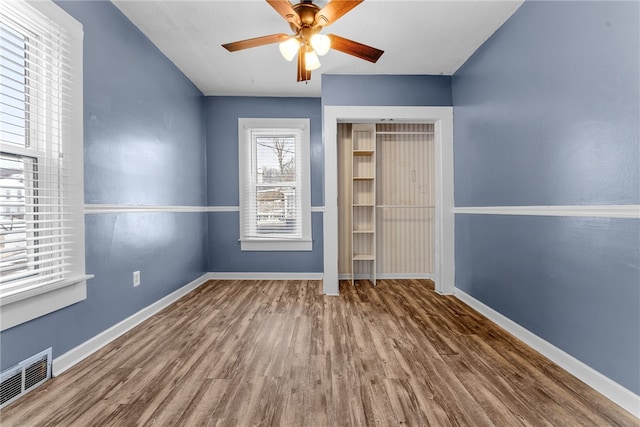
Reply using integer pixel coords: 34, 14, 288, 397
323, 106, 454, 296
338, 122, 436, 287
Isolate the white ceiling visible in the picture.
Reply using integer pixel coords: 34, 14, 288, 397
112, 0, 524, 97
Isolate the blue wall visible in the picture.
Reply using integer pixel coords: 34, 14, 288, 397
322, 74, 452, 106
1, 1, 208, 370
205, 97, 323, 273
453, 0, 639, 394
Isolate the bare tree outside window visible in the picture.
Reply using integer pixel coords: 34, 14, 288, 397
256, 137, 295, 182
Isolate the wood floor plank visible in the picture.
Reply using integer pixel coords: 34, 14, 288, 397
1, 279, 636, 426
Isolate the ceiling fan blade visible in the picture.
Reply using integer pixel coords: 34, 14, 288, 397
266, 0, 301, 28
328, 34, 383, 63
297, 46, 311, 82
315, 0, 363, 27
222, 33, 290, 52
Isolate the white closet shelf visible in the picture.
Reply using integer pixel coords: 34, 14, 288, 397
353, 150, 374, 156
353, 254, 375, 261
353, 230, 374, 234
353, 203, 374, 207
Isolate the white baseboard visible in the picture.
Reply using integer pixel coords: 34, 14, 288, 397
52, 273, 210, 376
454, 288, 640, 418
207, 272, 323, 281
338, 273, 434, 280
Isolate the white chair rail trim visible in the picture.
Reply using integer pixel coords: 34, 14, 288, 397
84, 205, 326, 214
453, 205, 640, 219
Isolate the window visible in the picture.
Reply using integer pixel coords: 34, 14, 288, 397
0, 0, 87, 330
239, 118, 312, 251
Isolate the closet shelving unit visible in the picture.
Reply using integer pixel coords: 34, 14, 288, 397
351, 124, 376, 286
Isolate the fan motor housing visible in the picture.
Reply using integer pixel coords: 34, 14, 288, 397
292, 1, 320, 27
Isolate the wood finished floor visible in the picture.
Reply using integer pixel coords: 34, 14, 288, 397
1, 279, 635, 426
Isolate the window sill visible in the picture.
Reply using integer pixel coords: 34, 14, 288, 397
0, 275, 93, 331
240, 239, 313, 251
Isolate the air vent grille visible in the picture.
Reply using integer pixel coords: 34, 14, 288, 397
0, 372, 22, 405
0, 348, 51, 409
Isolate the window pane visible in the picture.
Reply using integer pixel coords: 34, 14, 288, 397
256, 137, 296, 183
0, 153, 32, 281
0, 22, 28, 148
256, 185, 297, 235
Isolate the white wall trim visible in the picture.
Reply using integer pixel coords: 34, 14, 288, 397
52, 273, 210, 376
84, 205, 326, 214
454, 288, 640, 418
205, 206, 241, 213
454, 205, 640, 219
323, 106, 455, 296
207, 272, 323, 281
85, 205, 218, 214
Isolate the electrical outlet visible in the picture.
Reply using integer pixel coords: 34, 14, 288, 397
133, 271, 141, 287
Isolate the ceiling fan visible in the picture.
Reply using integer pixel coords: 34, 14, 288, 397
222, 0, 384, 82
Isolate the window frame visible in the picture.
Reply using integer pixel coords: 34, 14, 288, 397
0, 0, 89, 331
238, 118, 312, 251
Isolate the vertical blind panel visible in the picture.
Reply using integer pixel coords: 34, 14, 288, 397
243, 132, 303, 239
376, 123, 435, 275
376, 123, 434, 207
0, 1, 76, 292
376, 207, 434, 275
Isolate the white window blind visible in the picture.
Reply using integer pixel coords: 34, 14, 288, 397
239, 118, 311, 251
0, 0, 87, 325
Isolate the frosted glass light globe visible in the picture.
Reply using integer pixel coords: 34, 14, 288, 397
304, 50, 321, 71
310, 34, 331, 56
279, 37, 299, 61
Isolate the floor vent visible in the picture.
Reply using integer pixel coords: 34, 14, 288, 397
0, 348, 52, 409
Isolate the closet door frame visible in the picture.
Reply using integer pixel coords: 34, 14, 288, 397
323, 106, 454, 296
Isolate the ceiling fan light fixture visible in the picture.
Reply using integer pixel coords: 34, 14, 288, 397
310, 33, 331, 56
304, 50, 321, 71
222, 0, 384, 82
279, 37, 300, 61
